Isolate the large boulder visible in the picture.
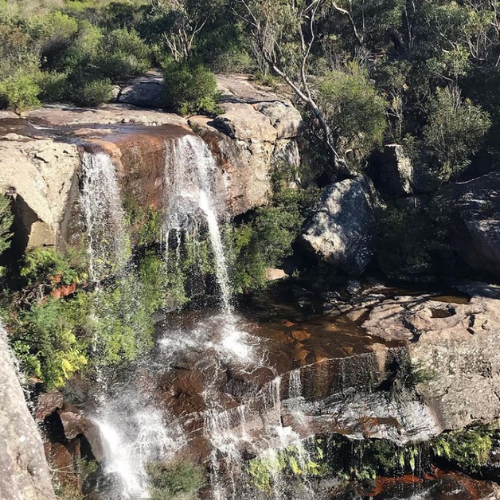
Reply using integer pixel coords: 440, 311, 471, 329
301, 177, 377, 275
189, 74, 304, 215
363, 282, 500, 430
0, 326, 56, 500
435, 172, 500, 277
117, 70, 164, 108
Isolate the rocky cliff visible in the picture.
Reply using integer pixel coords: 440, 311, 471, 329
0, 325, 55, 500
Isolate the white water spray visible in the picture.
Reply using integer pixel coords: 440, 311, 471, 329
80, 151, 130, 283
163, 135, 232, 312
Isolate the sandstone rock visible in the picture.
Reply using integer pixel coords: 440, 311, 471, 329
59, 406, 88, 440
35, 391, 64, 421
301, 176, 376, 275
374, 144, 414, 197
265, 268, 288, 281
117, 71, 164, 108
363, 283, 500, 430
436, 172, 500, 277
214, 103, 278, 142
255, 101, 302, 139
0, 327, 56, 500
0, 138, 80, 250
189, 116, 275, 215
23, 104, 188, 128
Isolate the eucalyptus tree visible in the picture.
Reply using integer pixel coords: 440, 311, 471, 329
149, 0, 226, 60
234, 0, 354, 177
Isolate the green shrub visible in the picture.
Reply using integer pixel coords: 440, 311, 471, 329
318, 64, 387, 165
423, 86, 491, 181
37, 71, 69, 102
0, 70, 40, 112
98, 28, 151, 80
0, 195, 13, 278
147, 461, 204, 500
61, 21, 103, 71
68, 76, 114, 106
20, 248, 87, 288
163, 61, 220, 115
432, 428, 493, 473
14, 295, 90, 388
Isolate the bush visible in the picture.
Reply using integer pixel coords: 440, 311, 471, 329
98, 28, 151, 80
163, 61, 220, 115
0, 70, 40, 112
318, 64, 388, 165
0, 195, 13, 278
37, 71, 69, 102
147, 461, 204, 500
14, 295, 90, 389
432, 427, 493, 473
423, 86, 491, 181
68, 75, 114, 106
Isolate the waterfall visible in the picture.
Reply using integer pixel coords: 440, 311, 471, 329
80, 151, 130, 283
163, 135, 232, 312
80, 149, 182, 500
92, 393, 186, 500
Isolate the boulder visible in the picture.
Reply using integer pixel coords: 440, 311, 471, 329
0, 138, 80, 250
374, 144, 414, 197
435, 172, 500, 277
301, 176, 376, 275
0, 326, 56, 500
35, 391, 64, 421
117, 70, 164, 108
189, 75, 304, 215
363, 283, 500, 430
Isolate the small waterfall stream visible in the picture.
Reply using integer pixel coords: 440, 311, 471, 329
79, 136, 312, 499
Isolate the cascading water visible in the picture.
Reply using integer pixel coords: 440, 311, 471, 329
80, 151, 130, 283
163, 135, 232, 312
80, 148, 181, 500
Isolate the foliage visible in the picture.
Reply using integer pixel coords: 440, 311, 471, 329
20, 248, 87, 288
14, 295, 89, 389
432, 427, 493, 473
423, 86, 491, 181
377, 205, 454, 276
147, 461, 204, 500
0, 70, 40, 112
10, 245, 169, 387
0, 195, 13, 277
247, 443, 325, 492
67, 75, 114, 107
318, 65, 388, 166
98, 28, 151, 80
163, 60, 220, 115
226, 171, 317, 294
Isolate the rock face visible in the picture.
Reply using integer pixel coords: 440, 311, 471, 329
0, 115, 190, 250
0, 326, 55, 500
190, 75, 303, 215
301, 176, 376, 275
363, 282, 500, 431
373, 144, 414, 197
0, 137, 80, 250
436, 172, 500, 277
117, 70, 164, 108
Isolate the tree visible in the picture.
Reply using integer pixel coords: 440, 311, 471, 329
318, 64, 387, 164
234, 0, 353, 177
149, 0, 225, 61
423, 86, 491, 181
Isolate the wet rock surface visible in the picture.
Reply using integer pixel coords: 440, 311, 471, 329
363, 281, 500, 430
